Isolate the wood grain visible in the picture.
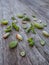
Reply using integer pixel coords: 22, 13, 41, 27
0, 0, 49, 65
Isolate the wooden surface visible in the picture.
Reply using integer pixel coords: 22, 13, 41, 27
0, 0, 49, 65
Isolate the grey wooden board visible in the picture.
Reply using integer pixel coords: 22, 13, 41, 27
0, 0, 49, 65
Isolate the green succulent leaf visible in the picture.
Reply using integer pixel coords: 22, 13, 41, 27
28, 38, 35, 47
9, 41, 18, 49
12, 22, 19, 31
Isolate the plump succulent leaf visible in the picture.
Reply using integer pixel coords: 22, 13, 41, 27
17, 14, 24, 18
9, 41, 18, 49
16, 34, 23, 41
3, 32, 10, 39
1, 19, 8, 25
11, 16, 16, 20
40, 40, 45, 46
12, 22, 19, 31
42, 31, 49, 37
22, 16, 30, 21
34, 22, 44, 29
5, 26, 12, 32
30, 23, 36, 34
28, 38, 35, 46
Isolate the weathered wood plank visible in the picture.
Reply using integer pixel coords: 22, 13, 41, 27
16, 0, 49, 63
0, 0, 49, 65
9, 0, 48, 64
0, 1, 4, 65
